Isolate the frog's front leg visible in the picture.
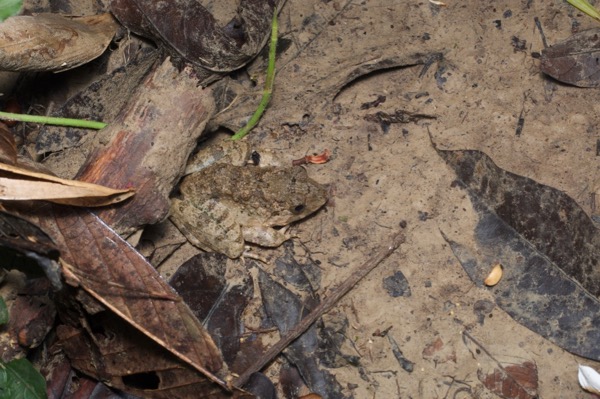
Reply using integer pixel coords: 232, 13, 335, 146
242, 225, 294, 248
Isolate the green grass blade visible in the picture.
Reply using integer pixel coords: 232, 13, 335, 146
567, 0, 600, 21
231, 8, 278, 141
0, 111, 107, 130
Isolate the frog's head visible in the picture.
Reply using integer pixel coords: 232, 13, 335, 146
267, 167, 328, 226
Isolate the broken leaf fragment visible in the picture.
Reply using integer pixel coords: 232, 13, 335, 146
540, 28, 600, 87
110, 0, 277, 75
463, 331, 539, 399
0, 13, 117, 72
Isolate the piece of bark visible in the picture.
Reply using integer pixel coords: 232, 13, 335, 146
76, 58, 216, 233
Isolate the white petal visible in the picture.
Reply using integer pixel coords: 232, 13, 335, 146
579, 365, 600, 394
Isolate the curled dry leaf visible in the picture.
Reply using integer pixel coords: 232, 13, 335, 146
0, 162, 134, 206
292, 149, 331, 166
0, 13, 118, 72
578, 365, 600, 394
484, 263, 503, 287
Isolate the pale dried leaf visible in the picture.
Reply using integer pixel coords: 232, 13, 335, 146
0, 178, 133, 206
0, 162, 133, 206
578, 365, 600, 394
0, 13, 117, 72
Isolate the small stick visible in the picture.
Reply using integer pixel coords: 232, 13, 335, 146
233, 230, 406, 387
533, 17, 547, 49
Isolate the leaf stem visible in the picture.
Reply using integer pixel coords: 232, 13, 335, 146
0, 111, 107, 129
230, 8, 278, 141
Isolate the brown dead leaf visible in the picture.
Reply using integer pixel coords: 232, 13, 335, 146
463, 331, 538, 399
0, 162, 134, 206
0, 13, 118, 72
0, 123, 16, 165
58, 316, 250, 398
540, 28, 600, 88
8, 279, 55, 349
16, 203, 233, 392
110, 0, 278, 78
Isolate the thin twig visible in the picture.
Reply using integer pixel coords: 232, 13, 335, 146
233, 230, 406, 387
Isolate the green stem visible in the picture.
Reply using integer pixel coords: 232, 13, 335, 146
230, 8, 278, 141
0, 111, 107, 129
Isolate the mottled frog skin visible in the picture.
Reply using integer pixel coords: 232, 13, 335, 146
171, 163, 328, 258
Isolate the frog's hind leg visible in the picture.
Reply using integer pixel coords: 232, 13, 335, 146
170, 198, 245, 258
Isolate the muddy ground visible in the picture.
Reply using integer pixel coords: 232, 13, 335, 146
196, 0, 600, 397
13, 0, 600, 397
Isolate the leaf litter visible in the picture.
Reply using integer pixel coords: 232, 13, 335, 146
5, 0, 600, 397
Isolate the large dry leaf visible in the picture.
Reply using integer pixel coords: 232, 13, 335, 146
0, 14, 118, 72
463, 332, 538, 399
18, 203, 233, 392
439, 148, 600, 360
110, 0, 279, 77
540, 28, 600, 87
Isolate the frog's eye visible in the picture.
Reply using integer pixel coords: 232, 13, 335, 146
292, 204, 306, 214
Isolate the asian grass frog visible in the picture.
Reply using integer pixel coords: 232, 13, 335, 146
170, 161, 327, 259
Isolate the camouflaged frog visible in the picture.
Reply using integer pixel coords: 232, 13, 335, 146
170, 163, 327, 258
